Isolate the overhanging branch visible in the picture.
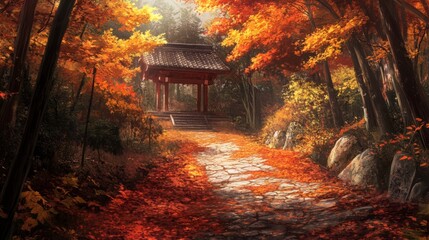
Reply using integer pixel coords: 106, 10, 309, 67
394, 0, 429, 24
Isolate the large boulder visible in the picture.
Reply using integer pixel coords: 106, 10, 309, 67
269, 130, 286, 149
408, 182, 429, 202
338, 149, 380, 188
264, 134, 272, 146
283, 122, 304, 150
327, 135, 363, 172
388, 153, 416, 202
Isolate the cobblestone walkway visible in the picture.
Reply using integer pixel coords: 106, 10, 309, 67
195, 134, 375, 239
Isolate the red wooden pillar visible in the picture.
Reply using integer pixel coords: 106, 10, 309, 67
203, 82, 208, 112
197, 84, 202, 112
164, 83, 169, 111
156, 82, 161, 112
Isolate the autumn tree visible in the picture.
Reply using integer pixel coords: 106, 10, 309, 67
145, 0, 178, 42
193, 0, 349, 129
378, 0, 429, 147
0, 1, 76, 237
0, 0, 164, 237
0, 0, 38, 130
194, 0, 429, 139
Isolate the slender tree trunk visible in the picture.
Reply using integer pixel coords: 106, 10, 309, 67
0, 0, 38, 130
322, 61, 344, 128
379, 0, 429, 147
81, 67, 96, 168
70, 74, 86, 113
306, 1, 344, 128
240, 78, 253, 128
251, 77, 256, 129
351, 37, 395, 135
238, 75, 260, 130
400, 7, 408, 43
386, 56, 414, 127
347, 42, 378, 131
0, 1, 75, 238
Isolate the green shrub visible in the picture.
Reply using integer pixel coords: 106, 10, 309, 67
87, 120, 123, 155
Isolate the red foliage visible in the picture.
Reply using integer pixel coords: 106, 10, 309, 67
78, 139, 225, 239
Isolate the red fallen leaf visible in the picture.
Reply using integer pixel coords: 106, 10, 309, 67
408, 216, 417, 222
420, 163, 428, 167
416, 118, 423, 122
400, 155, 409, 161
0, 92, 7, 99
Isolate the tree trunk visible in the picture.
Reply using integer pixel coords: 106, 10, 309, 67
0, 0, 38, 130
399, 6, 408, 43
306, 1, 344, 129
386, 56, 414, 127
70, 73, 86, 113
351, 37, 395, 135
239, 76, 261, 130
347, 41, 378, 131
81, 67, 96, 168
322, 61, 344, 128
379, 0, 429, 147
0, 0, 75, 238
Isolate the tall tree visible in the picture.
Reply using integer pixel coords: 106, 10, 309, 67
0, 0, 38, 130
175, 7, 204, 43
379, 0, 429, 147
306, 1, 344, 128
148, 0, 178, 42
0, 0, 75, 237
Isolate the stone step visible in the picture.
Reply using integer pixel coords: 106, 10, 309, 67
170, 113, 211, 131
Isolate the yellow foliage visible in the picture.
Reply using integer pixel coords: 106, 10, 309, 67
261, 71, 355, 153
61, 175, 79, 188
301, 8, 368, 68
332, 65, 360, 106
19, 188, 55, 232
107, 1, 160, 32
283, 76, 328, 126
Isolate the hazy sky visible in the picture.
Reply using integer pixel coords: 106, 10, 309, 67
139, 0, 215, 24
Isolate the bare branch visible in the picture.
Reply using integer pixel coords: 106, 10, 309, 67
394, 0, 429, 24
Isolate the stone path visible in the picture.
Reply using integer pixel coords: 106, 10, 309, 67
194, 133, 375, 239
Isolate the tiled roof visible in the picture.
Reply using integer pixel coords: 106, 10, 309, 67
142, 43, 230, 73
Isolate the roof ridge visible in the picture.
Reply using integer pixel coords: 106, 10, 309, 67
162, 43, 213, 51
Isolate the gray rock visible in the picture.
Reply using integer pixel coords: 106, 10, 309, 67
338, 149, 379, 188
408, 182, 429, 202
327, 135, 362, 172
283, 122, 304, 150
388, 153, 416, 202
269, 130, 286, 149
265, 134, 272, 145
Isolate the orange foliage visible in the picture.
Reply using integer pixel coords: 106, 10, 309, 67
194, 0, 308, 72
301, 6, 368, 68
0, 0, 165, 119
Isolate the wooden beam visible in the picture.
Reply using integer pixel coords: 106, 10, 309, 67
197, 84, 202, 112
203, 83, 208, 112
164, 83, 169, 112
156, 82, 161, 112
